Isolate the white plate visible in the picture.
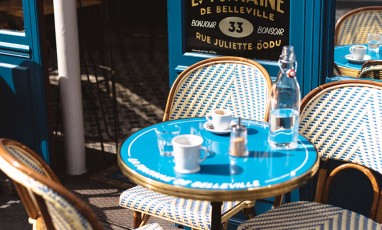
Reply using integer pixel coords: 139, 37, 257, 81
203, 121, 235, 134
345, 54, 371, 64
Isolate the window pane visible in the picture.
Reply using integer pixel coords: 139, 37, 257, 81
0, 0, 24, 32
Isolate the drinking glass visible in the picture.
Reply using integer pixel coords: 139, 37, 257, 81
155, 124, 180, 156
367, 33, 381, 54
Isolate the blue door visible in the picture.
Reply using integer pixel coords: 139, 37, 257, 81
167, 0, 336, 96
0, 0, 52, 163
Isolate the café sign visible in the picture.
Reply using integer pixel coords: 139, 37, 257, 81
185, 0, 290, 61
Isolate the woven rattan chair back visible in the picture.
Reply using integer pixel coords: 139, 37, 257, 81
0, 138, 104, 230
300, 80, 382, 173
335, 6, 382, 45
359, 60, 382, 79
300, 81, 382, 218
237, 80, 382, 229
163, 56, 272, 122
0, 139, 60, 181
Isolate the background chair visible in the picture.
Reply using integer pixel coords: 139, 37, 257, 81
238, 80, 382, 229
0, 138, 104, 230
0, 138, 164, 230
119, 56, 272, 229
334, 6, 382, 45
359, 60, 382, 79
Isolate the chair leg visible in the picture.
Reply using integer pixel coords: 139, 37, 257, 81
134, 212, 151, 228
222, 221, 229, 230
243, 207, 256, 219
133, 211, 142, 228
273, 194, 284, 207
141, 214, 151, 226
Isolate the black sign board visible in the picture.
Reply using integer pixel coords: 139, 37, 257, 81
185, 0, 290, 61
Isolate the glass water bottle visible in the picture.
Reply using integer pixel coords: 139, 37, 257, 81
268, 46, 301, 149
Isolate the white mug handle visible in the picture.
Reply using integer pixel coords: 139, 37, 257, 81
349, 47, 353, 53
199, 146, 208, 163
205, 113, 213, 123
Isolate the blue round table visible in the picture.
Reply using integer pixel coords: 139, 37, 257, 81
118, 117, 319, 230
334, 44, 381, 77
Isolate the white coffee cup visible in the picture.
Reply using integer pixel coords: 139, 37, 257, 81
205, 108, 233, 130
172, 134, 207, 174
349, 45, 367, 60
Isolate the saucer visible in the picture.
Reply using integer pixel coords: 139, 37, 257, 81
203, 121, 235, 134
345, 54, 371, 64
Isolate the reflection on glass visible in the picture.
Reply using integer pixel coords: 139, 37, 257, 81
0, 0, 24, 31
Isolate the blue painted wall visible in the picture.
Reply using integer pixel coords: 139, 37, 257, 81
0, 0, 51, 163
167, 0, 336, 97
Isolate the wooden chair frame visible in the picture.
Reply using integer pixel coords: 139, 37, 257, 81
0, 139, 104, 230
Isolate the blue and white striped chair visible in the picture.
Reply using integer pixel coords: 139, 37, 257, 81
119, 56, 272, 229
238, 80, 382, 229
0, 138, 104, 230
0, 138, 163, 230
335, 6, 382, 46
360, 61, 382, 79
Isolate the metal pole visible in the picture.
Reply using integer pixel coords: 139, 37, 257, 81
53, 0, 86, 175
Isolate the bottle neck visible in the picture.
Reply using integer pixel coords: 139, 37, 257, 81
276, 59, 297, 81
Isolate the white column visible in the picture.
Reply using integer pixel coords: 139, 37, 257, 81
53, 0, 86, 175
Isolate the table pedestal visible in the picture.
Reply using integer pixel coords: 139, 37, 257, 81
211, 201, 223, 230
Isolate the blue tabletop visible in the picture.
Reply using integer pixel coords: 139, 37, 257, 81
118, 117, 319, 201
335, 44, 381, 71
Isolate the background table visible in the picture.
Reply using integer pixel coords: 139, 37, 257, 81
334, 44, 381, 77
118, 117, 319, 229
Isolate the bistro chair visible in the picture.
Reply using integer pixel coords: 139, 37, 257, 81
334, 6, 382, 45
0, 138, 104, 230
238, 80, 382, 229
0, 138, 164, 230
359, 60, 382, 79
119, 56, 272, 229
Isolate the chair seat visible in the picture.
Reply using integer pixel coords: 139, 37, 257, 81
119, 185, 244, 229
135, 223, 164, 230
238, 201, 381, 230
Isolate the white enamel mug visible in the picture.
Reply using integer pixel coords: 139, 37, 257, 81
172, 134, 207, 174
